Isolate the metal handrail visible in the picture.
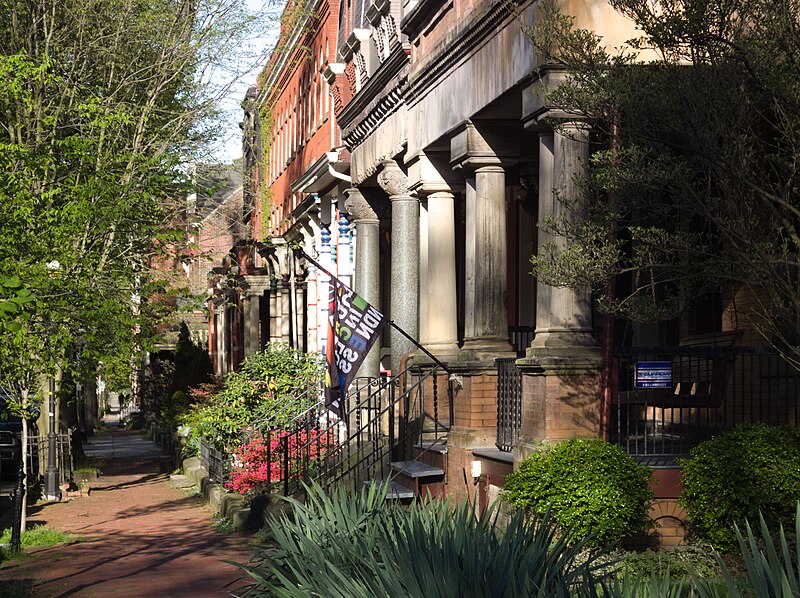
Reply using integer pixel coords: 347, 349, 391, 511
261, 364, 449, 497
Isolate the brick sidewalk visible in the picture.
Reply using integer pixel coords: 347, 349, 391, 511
0, 427, 255, 597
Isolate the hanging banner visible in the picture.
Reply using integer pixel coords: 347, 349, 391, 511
324, 278, 386, 417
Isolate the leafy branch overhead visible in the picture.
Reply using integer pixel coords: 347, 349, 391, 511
0, 277, 36, 333
527, 0, 800, 348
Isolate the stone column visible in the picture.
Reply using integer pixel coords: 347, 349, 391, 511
407, 151, 460, 359
419, 200, 429, 347
516, 122, 601, 459
280, 274, 291, 344
529, 124, 595, 351
336, 210, 352, 289
345, 188, 382, 378
242, 276, 270, 358
269, 277, 281, 345
378, 160, 419, 374
424, 190, 459, 356
461, 163, 513, 357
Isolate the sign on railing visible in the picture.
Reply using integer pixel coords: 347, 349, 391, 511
635, 361, 673, 389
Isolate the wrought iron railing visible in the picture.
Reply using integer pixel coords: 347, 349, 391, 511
612, 347, 800, 462
200, 438, 229, 485
496, 358, 522, 452
256, 364, 451, 497
35, 433, 74, 485
153, 426, 175, 458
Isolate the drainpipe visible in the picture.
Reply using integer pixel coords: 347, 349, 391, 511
600, 115, 621, 441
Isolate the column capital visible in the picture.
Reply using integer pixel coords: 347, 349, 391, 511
344, 187, 379, 222
450, 119, 518, 171
377, 160, 414, 199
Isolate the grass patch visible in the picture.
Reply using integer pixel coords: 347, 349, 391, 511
0, 525, 79, 559
0, 579, 36, 597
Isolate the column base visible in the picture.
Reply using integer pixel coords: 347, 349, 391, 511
415, 342, 460, 363
459, 338, 515, 363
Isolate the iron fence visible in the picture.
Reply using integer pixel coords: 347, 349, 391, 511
509, 326, 534, 357
612, 347, 800, 461
200, 438, 229, 485
34, 433, 74, 486
496, 358, 522, 452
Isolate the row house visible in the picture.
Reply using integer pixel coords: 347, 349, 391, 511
206, 0, 800, 543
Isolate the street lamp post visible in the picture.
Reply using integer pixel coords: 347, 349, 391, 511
44, 376, 60, 500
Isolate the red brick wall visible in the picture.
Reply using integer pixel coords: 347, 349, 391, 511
257, 0, 341, 238
521, 370, 602, 444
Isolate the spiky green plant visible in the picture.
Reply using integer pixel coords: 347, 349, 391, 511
235, 481, 612, 597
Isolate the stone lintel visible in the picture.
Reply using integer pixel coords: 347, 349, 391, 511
341, 29, 371, 62
322, 62, 345, 85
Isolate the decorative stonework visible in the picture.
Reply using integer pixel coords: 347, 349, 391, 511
377, 160, 411, 197
354, 51, 369, 89
345, 62, 357, 96
342, 87, 404, 148
344, 188, 378, 221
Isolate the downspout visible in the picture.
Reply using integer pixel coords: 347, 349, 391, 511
600, 115, 621, 441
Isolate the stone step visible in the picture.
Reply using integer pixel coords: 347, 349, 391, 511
363, 479, 415, 499
414, 440, 448, 454
390, 460, 444, 479
169, 474, 195, 489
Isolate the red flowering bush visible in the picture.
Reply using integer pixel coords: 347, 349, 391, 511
225, 429, 336, 496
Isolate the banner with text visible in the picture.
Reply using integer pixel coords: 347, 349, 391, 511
324, 279, 386, 417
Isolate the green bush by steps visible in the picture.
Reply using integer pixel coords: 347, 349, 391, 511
502, 438, 654, 547
679, 423, 800, 551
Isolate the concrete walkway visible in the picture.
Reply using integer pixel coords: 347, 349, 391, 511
0, 422, 255, 597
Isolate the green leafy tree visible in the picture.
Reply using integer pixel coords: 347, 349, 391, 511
0, 0, 277, 526
526, 0, 800, 351
184, 344, 323, 450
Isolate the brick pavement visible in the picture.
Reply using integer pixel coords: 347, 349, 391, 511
0, 425, 256, 597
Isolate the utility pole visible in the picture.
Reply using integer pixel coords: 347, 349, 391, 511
44, 377, 60, 500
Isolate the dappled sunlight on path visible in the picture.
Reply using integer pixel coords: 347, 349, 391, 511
0, 422, 254, 597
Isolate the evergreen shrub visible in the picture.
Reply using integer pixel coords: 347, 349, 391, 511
679, 423, 800, 550
503, 438, 654, 547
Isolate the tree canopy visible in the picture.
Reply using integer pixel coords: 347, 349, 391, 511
0, 0, 274, 400
528, 0, 800, 351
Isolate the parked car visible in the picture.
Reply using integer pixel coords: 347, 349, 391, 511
0, 388, 39, 480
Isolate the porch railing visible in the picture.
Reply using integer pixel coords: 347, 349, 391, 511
257, 364, 451, 497
496, 358, 522, 452
612, 347, 800, 462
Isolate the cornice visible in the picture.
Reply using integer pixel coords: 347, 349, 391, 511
256, 0, 327, 107
338, 44, 409, 145
404, 1, 522, 107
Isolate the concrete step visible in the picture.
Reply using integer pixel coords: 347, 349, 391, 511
390, 460, 444, 479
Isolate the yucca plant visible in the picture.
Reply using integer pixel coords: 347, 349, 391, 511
694, 503, 800, 598
234, 481, 613, 597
